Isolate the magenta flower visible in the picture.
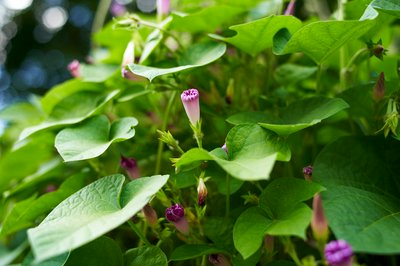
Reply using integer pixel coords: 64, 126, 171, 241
325, 240, 353, 266
120, 156, 140, 179
303, 165, 313, 180
181, 88, 200, 125
165, 203, 189, 234
68, 60, 80, 78
311, 194, 329, 243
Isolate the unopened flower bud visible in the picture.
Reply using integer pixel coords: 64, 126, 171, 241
197, 178, 208, 207
368, 39, 387, 61
122, 41, 135, 68
165, 204, 189, 234
264, 235, 274, 255
373, 72, 385, 102
121, 156, 140, 179
208, 254, 231, 266
311, 194, 329, 244
324, 240, 353, 266
284, 0, 296, 15
157, 0, 170, 16
142, 204, 158, 227
68, 60, 80, 78
303, 165, 313, 180
221, 143, 228, 153
225, 79, 234, 104
181, 88, 200, 125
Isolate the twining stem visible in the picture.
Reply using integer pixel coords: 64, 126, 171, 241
91, 0, 112, 36
225, 174, 231, 219
128, 220, 152, 246
155, 90, 178, 174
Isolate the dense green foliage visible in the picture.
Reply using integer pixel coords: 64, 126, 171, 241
0, 0, 400, 265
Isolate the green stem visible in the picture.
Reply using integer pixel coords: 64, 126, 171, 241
282, 237, 303, 266
128, 220, 151, 246
155, 90, 178, 174
225, 174, 231, 219
91, 0, 112, 37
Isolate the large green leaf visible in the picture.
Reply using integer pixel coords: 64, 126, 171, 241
249, 97, 349, 136
233, 178, 323, 259
125, 246, 167, 266
0, 134, 54, 194
313, 136, 400, 254
28, 174, 169, 262
65, 237, 123, 266
176, 124, 289, 181
371, 0, 400, 17
274, 19, 376, 63
0, 240, 29, 266
19, 90, 119, 140
233, 207, 271, 259
40, 80, 104, 115
274, 64, 318, 85
128, 42, 226, 81
170, 5, 245, 33
55, 115, 138, 162
210, 15, 302, 56
1, 172, 87, 236
170, 245, 226, 261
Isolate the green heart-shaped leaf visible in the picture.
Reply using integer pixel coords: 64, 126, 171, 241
28, 174, 169, 262
55, 115, 138, 162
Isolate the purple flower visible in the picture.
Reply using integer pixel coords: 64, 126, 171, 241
208, 254, 231, 266
121, 156, 140, 179
181, 88, 200, 125
165, 204, 189, 234
325, 240, 353, 266
165, 203, 184, 222
303, 165, 313, 180
68, 60, 80, 78
311, 194, 329, 243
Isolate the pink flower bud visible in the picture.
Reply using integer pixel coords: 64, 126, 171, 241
45, 184, 57, 193
122, 41, 135, 67
221, 143, 227, 153
208, 254, 231, 266
157, 0, 170, 16
165, 204, 189, 234
373, 72, 385, 102
68, 60, 80, 78
284, 0, 296, 16
121, 156, 140, 179
311, 194, 329, 243
181, 88, 200, 125
197, 178, 208, 207
142, 204, 158, 227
